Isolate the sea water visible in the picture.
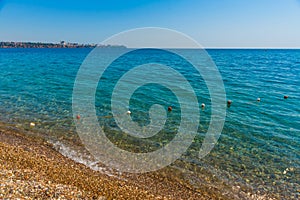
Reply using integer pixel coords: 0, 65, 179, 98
0, 48, 299, 199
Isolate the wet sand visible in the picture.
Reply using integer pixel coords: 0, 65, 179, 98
0, 124, 219, 199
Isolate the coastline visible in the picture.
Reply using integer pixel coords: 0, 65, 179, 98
0, 123, 216, 199
0, 41, 126, 48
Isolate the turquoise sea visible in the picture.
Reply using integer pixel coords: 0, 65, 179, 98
0, 48, 299, 199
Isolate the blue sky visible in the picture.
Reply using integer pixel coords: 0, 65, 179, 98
0, 0, 300, 48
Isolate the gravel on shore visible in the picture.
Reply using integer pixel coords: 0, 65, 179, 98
0, 125, 213, 199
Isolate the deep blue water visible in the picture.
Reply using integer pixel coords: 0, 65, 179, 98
0, 48, 299, 199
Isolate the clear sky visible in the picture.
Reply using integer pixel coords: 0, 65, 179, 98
0, 0, 300, 48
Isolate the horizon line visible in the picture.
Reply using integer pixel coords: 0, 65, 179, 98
1, 41, 300, 50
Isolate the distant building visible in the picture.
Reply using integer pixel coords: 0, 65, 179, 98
60, 41, 67, 47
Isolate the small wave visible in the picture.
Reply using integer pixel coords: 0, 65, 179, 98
49, 140, 121, 178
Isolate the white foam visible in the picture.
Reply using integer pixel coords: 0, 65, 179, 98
49, 140, 120, 178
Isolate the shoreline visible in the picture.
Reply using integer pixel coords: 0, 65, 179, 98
0, 123, 216, 199
0, 122, 280, 200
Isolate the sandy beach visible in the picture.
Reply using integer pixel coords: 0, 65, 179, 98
0, 123, 220, 199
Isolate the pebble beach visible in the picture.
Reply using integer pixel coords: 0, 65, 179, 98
0, 123, 220, 199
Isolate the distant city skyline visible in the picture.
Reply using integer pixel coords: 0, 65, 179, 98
1, 0, 300, 48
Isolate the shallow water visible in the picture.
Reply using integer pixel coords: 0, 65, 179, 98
0, 48, 299, 199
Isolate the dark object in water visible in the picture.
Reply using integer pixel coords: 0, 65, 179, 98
227, 100, 232, 108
